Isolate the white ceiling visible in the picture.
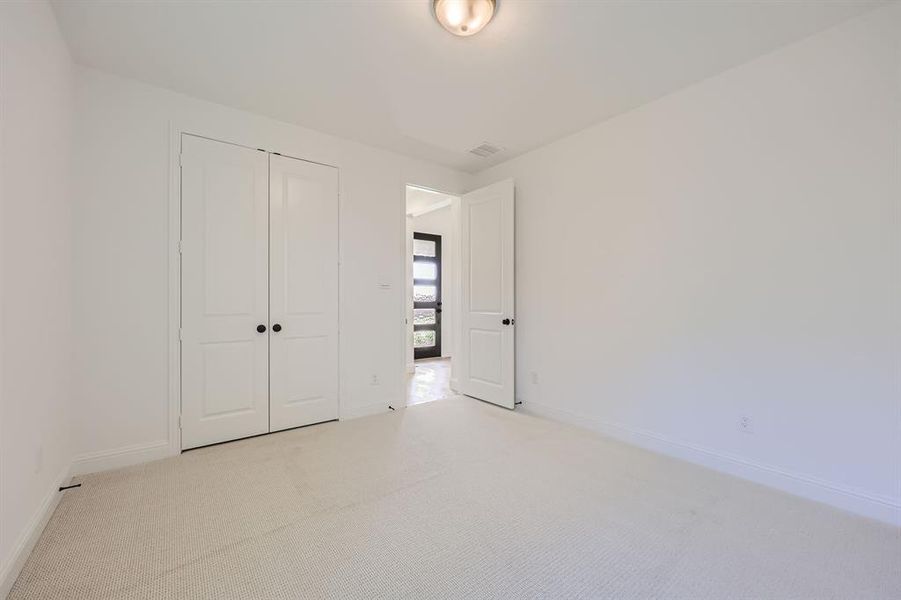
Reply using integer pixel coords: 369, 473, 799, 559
51, 1, 883, 172
407, 186, 455, 216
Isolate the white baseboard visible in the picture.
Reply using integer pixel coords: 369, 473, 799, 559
0, 463, 71, 599
522, 400, 901, 526
70, 439, 172, 476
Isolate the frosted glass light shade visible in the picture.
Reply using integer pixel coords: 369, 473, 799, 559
433, 0, 496, 37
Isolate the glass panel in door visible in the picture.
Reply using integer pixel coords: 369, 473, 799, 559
413, 232, 441, 359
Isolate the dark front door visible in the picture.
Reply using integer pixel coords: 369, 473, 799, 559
413, 232, 441, 359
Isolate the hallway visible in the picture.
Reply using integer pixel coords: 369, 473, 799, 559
406, 358, 452, 406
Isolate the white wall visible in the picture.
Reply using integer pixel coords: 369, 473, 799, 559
412, 205, 455, 360
70, 67, 471, 471
0, 0, 74, 592
474, 5, 901, 523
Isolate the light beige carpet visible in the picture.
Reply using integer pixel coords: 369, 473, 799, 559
9, 397, 901, 599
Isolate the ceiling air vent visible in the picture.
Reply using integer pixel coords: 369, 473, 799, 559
469, 142, 503, 158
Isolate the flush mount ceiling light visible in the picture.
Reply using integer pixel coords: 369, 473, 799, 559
433, 0, 496, 37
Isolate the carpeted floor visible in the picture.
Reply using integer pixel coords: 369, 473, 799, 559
9, 397, 901, 599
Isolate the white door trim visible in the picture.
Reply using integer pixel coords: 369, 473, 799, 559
167, 122, 341, 455
166, 121, 181, 456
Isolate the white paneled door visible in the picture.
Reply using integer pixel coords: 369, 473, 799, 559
180, 135, 270, 449
269, 154, 339, 432
459, 179, 515, 409
180, 135, 339, 450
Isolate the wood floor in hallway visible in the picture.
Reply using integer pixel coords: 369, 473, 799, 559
406, 357, 452, 406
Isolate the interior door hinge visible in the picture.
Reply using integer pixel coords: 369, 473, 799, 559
178, 152, 183, 167
178, 416, 182, 430
177, 240, 183, 254
178, 328, 183, 341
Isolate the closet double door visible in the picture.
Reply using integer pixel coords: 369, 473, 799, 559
180, 134, 338, 450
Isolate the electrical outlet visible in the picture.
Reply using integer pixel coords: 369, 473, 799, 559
370, 374, 380, 386
530, 371, 539, 385
738, 416, 754, 434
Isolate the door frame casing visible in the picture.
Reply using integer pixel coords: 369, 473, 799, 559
167, 122, 341, 456
403, 185, 464, 397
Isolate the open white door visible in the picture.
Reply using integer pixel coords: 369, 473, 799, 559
459, 179, 515, 409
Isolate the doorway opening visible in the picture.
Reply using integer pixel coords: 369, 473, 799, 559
403, 179, 516, 410
405, 185, 460, 406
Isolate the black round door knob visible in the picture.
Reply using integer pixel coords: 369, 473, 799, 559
256, 324, 266, 333
502, 318, 511, 325
272, 324, 282, 332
